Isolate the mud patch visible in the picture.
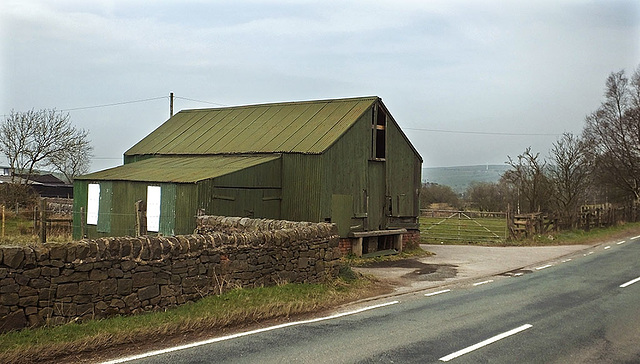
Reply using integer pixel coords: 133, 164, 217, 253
362, 259, 458, 281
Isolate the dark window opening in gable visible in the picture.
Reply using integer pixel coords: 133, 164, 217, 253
373, 106, 386, 160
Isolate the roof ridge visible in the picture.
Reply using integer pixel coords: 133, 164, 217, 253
179, 96, 379, 113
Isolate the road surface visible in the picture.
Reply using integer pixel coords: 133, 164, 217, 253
104, 236, 640, 363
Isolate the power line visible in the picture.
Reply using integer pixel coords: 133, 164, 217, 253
174, 96, 227, 107
403, 127, 561, 137
59, 96, 167, 112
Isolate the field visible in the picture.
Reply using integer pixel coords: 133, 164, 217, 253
0, 210, 72, 245
420, 212, 507, 244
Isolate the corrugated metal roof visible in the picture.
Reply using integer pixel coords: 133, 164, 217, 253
76, 155, 281, 183
125, 96, 379, 156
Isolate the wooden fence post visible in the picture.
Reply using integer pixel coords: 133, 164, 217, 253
80, 206, 86, 238
39, 198, 47, 244
135, 200, 147, 236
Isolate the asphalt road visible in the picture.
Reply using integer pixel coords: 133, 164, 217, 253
106, 236, 640, 364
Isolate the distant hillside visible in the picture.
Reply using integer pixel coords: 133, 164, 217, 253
422, 165, 511, 193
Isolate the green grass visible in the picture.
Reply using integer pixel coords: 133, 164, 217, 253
0, 272, 387, 363
0, 214, 72, 246
420, 215, 507, 244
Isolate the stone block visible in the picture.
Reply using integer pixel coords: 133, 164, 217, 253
14, 274, 29, 286
0, 268, 6, 279
22, 268, 41, 279
3, 247, 25, 269
121, 260, 136, 272
109, 299, 125, 309
49, 245, 67, 261
30, 278, 50, 289
76, 303, 94, 317
109, 268, 124, 278
78, 281, 99, 295
89, 269, 109, 281
56, 283, 79, 298
132, 271, 155, 287
75, 262, 94, 272
18, 295, 38, 307
95, 301, 108, 311
41, 267, 60, 277
123, 293, 140, 309
117, 279, 133, 296
38, 288, 55, 301
18, 285, 37, 297
0, 281, 18, 294
138, 285, 160, 301
74, 295, 93, 304
99, 279, 118, 296
49, 260, 64, 268
0, 309, 27, 333
0, 292, 19, 305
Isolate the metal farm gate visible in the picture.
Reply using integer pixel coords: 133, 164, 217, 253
420, 209, 507, 243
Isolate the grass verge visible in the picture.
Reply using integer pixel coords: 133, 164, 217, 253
0, 270, 389, 364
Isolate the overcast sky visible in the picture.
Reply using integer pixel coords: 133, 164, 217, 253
1, 0, 639, 172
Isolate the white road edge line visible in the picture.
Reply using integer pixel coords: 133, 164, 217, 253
617, 240, 626, 245
604, 246, 611, 250
425, 289, 451, 297
562, 259, 572, 263
513, 272, 523, 277
101, 300, 400, 364
620, 277, 640, 288
439, 324, 533, 362
631, 235, 640, 240
536, 264, 552, 270
473, 280, 494, 286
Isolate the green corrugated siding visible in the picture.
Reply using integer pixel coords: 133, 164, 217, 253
125, 97, 378, 156
97, 181, 113, 233
281, 153, 324, 222
72, 181, 87, 239
386, 118, 421, 217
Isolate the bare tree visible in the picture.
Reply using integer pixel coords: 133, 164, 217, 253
466, 181, 509, 212
582, 66, 640, 202
503, 147, 551, 213
0, 109, 93, 183
548, 132, 590, 228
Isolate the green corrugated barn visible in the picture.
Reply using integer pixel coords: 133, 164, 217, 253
73, 96, 422, 255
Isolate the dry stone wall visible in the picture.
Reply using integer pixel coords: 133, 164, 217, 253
0, 216, 341, 333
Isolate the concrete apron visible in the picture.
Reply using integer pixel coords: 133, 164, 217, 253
352, 243, 594, 294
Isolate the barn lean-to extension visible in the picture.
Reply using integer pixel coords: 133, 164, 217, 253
73, 96, 422, 255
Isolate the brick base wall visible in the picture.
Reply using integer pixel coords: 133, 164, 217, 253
338, 239, 352, 255
402, 229, 421, 250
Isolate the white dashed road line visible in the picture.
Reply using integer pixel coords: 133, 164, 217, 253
425, 289, 451, 297
604, 246, 611, 250
562, 259, 572, 263
620, 277, 640, 288
439, 324, 533, 362
535, 264, 552, 270
617, 240, 626, 245
631, 235, 640, 240
473, 280, 494, 286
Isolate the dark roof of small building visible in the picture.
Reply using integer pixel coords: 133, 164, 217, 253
125, 96, 379, 156
77, 155, 280, 183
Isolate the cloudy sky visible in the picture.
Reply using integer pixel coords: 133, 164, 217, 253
1, 0, 639, 172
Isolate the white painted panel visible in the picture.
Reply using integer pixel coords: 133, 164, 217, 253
87, 183, 100, 225
147, 186, 161, 232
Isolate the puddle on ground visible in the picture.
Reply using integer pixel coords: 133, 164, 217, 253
363, 259, 458, 281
